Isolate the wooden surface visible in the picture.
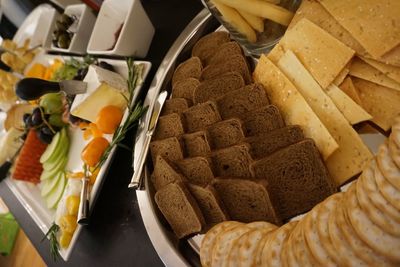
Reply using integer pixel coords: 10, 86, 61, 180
0, 230, 45, 267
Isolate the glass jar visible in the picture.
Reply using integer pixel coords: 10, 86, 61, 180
201, 0, 301, 58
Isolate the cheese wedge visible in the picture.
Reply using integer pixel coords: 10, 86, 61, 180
349, 57, 400, 92
253, 55, 338, 160
326, 84, 372, 125
70, 65, 129, 122
277, 50, 372, 185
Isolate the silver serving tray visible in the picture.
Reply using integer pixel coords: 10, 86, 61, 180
134, 8, 386, 267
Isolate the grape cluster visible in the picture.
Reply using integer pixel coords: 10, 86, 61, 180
23, 93, 66, 144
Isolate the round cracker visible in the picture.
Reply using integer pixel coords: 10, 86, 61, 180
261, 221, 297, 267
356, 177, 400, 236
200, 221, 242, 267
253, 230, 276, 267
388, 134, 400, 168
211, 224, 251, 267
391, 116, 400, 148
361, 160, 400, 223
284, 226, 301, 267
377, 142, 400, 191
328, 186, 368, 267
280, 223, 299, 267
227, 222, 276, 267
345, 185, 400, 262
337, 193, 396, 266
238, 227, 275, 267
291, 214, 319, 267
316, 194, 343, 264
303, 204, 337, 266
374, 162, 400, 210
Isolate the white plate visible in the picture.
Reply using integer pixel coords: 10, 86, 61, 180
6, 52, 151, 261
13, 4, 57, 48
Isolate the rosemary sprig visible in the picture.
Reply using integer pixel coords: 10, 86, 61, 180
94, 58, 147, 170
42, 223, 61, 261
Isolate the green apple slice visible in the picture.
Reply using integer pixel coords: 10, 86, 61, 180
41, 171, 62, 197
43, 154, 68, 171
40, 164, 61, 181
40, 129, 63, 163
46, 172, 66, 209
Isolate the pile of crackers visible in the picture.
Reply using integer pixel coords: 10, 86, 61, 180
254, 0, 400, 186
200, 117, 400, 266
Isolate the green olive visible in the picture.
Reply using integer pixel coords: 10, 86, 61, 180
60, 14, 73, 25
57, 34, 71, 49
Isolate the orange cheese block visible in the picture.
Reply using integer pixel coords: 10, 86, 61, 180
12, 129, 47, 184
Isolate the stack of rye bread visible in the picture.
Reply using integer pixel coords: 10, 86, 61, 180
151, 31, 337, 239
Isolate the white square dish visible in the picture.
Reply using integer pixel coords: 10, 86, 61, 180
87, 0, 155, 57
44, 4, 96, 54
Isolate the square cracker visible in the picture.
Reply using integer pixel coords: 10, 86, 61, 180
288, 0, 366, 55
352, 77, 400, 131
277, 50, 372, 185
268, 18, 354, 89
360, 57, 400, 84
349, 57, 400, 92
319, 0, 400, 58
339, 76, 362, 105
253, 54, 338, 160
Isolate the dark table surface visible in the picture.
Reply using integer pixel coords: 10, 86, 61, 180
0, 0, 203, 266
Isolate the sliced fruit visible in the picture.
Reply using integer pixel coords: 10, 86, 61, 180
40, 164, 62, 181
41, 171, 62, 197
43, 155, 67, 171
40, 129, 62, 163
45, 129, 69, 165
46, 172, 66, 209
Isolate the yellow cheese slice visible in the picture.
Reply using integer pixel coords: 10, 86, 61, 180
277, 50, 372, 185
253, 54, 338, 160
326, 84, 372, 125
333, 68, 349, 86
349, 58, 400, 92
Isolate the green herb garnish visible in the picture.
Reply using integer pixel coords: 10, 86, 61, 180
94, 58, 147, 170
42, 223, 61, 261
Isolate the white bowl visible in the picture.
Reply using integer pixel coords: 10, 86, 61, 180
87, 0, 155, 57
44, 4, 96, 54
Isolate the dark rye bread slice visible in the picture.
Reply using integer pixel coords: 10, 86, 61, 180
216, 83, 270, 120
200, 54, 252, 84
211, 144, 253, 178
161, 98, 189, 116
172, 57, 202, 86
171, 78, 199, 105
151, 155, 185, 191
182, 101, 222, 133
175, 157, 214, 187
246, 125, 305, 159
155, 182, 205, 239
243, 105, 285, 136
182, 131, 211, 157
192, 31, 230, 64
193, 71, 245, 104
212, 178, 281, 225
188, 183, 229, 226
150, 137, 184, 163
153, 113, 185, 140
251, 139, 337, 221
206, 41, 243, 66
207, 118, 245, 149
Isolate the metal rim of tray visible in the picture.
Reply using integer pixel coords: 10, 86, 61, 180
135, 9, 219, 267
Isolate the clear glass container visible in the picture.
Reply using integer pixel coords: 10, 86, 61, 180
201, 0, 301, 58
